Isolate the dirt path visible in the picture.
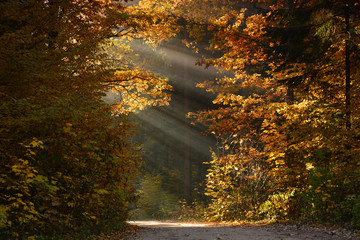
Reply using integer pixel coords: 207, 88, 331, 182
123, 221, 358, 240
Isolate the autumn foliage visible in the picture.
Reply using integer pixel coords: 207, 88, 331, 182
2, 0, 360, 237
0, 0, 171, 239
138, 0, 360, 227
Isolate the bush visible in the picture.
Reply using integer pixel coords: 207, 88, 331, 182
173, 200, 206, 221
259, 190, 295, 221
300, 165, 360, 228
131, 174, 180, 220
0, 99, 140, 239
335, 195, 360, 228
204, 151, 270, 221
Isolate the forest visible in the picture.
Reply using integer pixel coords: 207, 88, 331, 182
0, 0, 359, 239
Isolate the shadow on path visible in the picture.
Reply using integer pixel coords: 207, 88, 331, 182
125, 220, 356, 240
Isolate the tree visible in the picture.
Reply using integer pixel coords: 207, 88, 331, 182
137, 0, 360, 224
0, 0, 172, 238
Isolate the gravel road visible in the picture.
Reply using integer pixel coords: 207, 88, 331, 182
123, 221, 358, 240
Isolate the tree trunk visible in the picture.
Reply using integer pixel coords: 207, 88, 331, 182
345, 0, 351, 130
183, 58, 191, 203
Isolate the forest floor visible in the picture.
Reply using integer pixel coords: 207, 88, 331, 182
100, 220, 359, 240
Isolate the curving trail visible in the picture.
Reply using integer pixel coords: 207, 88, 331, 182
123, 221, 358, 240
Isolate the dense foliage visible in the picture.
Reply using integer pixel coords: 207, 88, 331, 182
2, 0, 359, 238
138, 0, 360, 227
0, 0, 171, 238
